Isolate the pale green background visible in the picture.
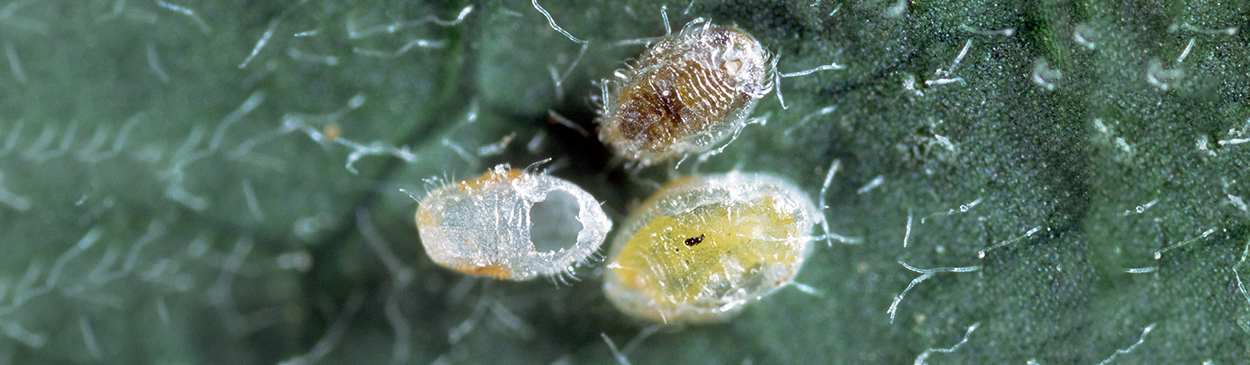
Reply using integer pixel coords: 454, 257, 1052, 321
0, 0, 1247, 363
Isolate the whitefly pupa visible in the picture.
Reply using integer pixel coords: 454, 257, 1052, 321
602, 172, 820, 323
598, 19, 775, 166
415, 164, 612, 281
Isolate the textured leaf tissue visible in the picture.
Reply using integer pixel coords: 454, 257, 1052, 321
0, 0, 1246, 364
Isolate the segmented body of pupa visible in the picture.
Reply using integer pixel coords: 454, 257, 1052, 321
598, 19, 774, 166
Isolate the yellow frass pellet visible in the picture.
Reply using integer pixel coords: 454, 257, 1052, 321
603, 172, 819, 323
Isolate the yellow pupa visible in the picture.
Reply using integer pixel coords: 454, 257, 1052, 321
603, 172, 819, 323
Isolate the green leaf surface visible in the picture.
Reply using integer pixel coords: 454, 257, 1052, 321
1, 0, 1247, 364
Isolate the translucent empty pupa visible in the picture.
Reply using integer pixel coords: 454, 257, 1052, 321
416, 164, 612, 281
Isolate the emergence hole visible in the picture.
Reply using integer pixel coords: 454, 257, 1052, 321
530, 190, 583, 253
